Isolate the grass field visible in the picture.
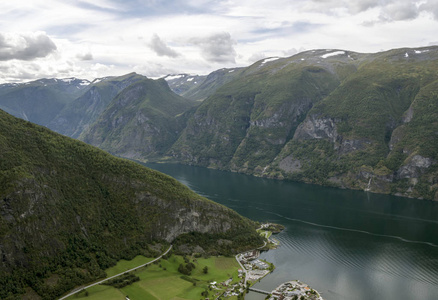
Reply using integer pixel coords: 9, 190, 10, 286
105, 255, 154, 277
69, 255, 241, 300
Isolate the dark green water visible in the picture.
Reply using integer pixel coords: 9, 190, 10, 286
144, 163, 438, 300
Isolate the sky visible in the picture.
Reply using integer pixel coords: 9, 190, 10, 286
0, 0, 437, 83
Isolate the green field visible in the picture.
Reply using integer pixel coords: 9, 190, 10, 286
69, 255, 242, 300
257, 229, 272, 239
105, 255, 154, 277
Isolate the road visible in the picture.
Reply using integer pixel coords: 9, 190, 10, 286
58, 245, 173, 300
235, 227, 269, 287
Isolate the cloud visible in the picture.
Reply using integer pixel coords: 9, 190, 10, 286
133, 62, 176, 78
421, 0, 438, 20
149, 34, 180, 58
0, 32, 57, 61
379, 1, 420, 22
76, 52, 93, 60
91, 62, 114, 71
248, 52, 267, 63
347, 0, 380, 14
190, 32, 236, 63
306, 0, 423, 22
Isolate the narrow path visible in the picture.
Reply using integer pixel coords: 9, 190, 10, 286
58, 245, 173, 300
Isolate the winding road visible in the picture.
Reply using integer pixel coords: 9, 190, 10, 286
58, 245, 173, 300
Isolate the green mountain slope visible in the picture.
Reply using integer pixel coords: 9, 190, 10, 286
170, 52, 357, 171
0, 110, 261, 299
276, 47, 438, 199
48, 73, 145, 138
169, 47, 438, 200
80, 78, 198, 159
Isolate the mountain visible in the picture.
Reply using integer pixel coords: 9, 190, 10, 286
164, 74, 206, 97
0, 109, 261, 299
0, 78, 90, 126
48, 73, 146, 138
170, 52, 355, 170
80, 77, 198, 160
164, 67, 244, 101
168, 47, 438, 200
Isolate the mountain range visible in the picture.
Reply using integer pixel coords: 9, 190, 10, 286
1, 46, 437, 201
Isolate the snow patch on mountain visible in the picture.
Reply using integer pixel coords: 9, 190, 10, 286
414, 49, 429, 54
261, 57, 280, 65
320, 51, 345, 59
165, 74, 185, 81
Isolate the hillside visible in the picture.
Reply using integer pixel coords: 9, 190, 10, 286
0, 109, 262, 299
169, 47, 438, 200
80, 77, 198, 159
170, 52, 357, 172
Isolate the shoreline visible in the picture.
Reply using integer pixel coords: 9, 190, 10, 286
241, 223, 324, 300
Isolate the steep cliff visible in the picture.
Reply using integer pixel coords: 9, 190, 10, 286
0, 109, 261, 299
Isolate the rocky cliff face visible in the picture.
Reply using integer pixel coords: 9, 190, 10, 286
293, 114, 339, 142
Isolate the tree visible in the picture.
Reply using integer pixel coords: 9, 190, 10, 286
203, 266, 208, 274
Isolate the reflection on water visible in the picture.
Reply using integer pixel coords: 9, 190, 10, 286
144, 163, 438, 300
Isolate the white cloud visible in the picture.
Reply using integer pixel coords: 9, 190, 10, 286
421, 0, 438, 20
0, 32, 57, 61
248, 52, 267, 63
190, 32, 237, 63
76, 52, 93, 61
0, 0, 437, 83
149, 34, 180, 58
379, 1, 420, 22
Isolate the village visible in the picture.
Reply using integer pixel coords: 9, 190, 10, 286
269, 280, 324, 300
237, 249, 273, 282
207, 249, 274, 299
205, 223, 323, 300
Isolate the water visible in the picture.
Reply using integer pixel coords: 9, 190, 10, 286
144, 162, 438, 300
